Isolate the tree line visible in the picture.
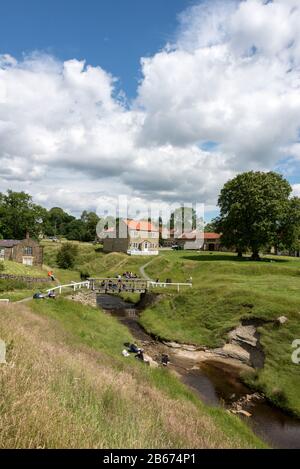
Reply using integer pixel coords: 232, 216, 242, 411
0, 190, 99, 242
1, 171, 300, 259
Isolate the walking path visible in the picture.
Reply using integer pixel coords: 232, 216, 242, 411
16, 296, 33, 304
139, 258, 157, 282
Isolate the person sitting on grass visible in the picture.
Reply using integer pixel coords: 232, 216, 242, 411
48, 271, 55, 281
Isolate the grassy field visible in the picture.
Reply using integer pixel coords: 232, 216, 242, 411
42, 240, 146, 279
0, 259, 52, 301
139, 251, 300, 416
0, 299, 263, 448
0, 289, 36, 301
1, 259, 48, 278
40, 242, 300, 417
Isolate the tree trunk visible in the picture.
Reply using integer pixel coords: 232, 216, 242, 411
251, 249, 260, 261
237, 249, 243, 258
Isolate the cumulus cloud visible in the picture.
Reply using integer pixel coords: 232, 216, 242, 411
137, 0, 300, 167
1, 0, 300, 216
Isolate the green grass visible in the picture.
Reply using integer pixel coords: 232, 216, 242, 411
1, 259, 48, 278
42, 240, 149, 280
0, 289, 34, 301
26, 297, 264, 448
138, 250, 300, 416
41, 241, 300, 416
30, 297, 133, 358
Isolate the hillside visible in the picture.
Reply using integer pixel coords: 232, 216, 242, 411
0, 260, 48, 278
41, 242, 300, 417
0, 260, 51, 301
140, 251, 300, 416
0, 299, 263, 448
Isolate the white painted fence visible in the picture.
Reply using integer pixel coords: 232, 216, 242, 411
0, 299, 10, 304
46, 281, 90, 294
46, 279, 192, 295
148, 281, 192, 292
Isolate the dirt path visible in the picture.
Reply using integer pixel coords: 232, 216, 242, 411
139, 258, 157, 281
16, 296, 34, 304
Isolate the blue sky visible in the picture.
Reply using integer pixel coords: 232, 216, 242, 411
0, 0, 300, 219
0, 0, 194, 98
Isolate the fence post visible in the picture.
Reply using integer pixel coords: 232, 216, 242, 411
59, 286, 62, 294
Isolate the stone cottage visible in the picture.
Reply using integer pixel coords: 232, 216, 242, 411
103, 219, 159, 256
176, 231, 222, 251
0, 233, 43, 266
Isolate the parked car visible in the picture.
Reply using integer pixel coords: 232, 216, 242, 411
171, 244, 182, 250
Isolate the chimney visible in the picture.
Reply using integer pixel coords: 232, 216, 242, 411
26, 231, 30, 240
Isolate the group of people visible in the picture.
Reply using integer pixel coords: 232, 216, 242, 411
122, 343, 170, 367
33, 290, 56, 300
100, 279, 129, 292
119, 271, 138, 279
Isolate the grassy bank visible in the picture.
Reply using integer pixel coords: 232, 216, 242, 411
139, 251, 300, 416
41, 242, 300, 416
42, 240, 146, 279
1, 259, 48, 278
0, 298, 263, 448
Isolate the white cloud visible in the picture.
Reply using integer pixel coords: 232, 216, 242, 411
1, 0, 300, 217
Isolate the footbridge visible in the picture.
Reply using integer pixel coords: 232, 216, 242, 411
46, 278, 192, 295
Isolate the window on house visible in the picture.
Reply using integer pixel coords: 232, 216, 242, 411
24, 246, 33, 256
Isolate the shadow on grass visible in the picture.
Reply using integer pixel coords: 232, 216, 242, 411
182, 253, 289, 263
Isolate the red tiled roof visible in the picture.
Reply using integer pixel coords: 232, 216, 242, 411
123, 219, 159, 232
204, 232, 221, 240
178, 231, 221, 240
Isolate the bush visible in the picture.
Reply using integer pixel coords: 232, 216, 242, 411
80, 270, 90, 280
0, 262, 4, 273
271, 387, 288, 406
56, 243, 78, 269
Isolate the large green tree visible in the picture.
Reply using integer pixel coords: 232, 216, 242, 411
216, 171, 299, 259
80, 211, 100, 242
0, 190, 48, 239
47, 207, 75, 237
56, 243, 78, 269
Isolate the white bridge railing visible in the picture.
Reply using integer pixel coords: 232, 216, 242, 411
46, 279, 192, 295
46, 281, 90, 294
147, 281, 192, 292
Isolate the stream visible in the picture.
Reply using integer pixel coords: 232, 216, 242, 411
96, 293, 300, 449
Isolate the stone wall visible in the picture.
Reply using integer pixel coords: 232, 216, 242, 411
0, 273, 49, 283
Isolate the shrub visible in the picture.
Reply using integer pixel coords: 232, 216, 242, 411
0, 262, 4, 273
56, 243, 78, 269
80, 270, 90, 280
271, 387, 288, 406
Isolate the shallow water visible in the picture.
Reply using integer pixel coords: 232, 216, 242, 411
97, 294, 300, 449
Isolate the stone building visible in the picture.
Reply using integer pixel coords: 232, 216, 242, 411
0, 233, 43, 266
103, 219, 159, 256
177, 231, 222, 250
